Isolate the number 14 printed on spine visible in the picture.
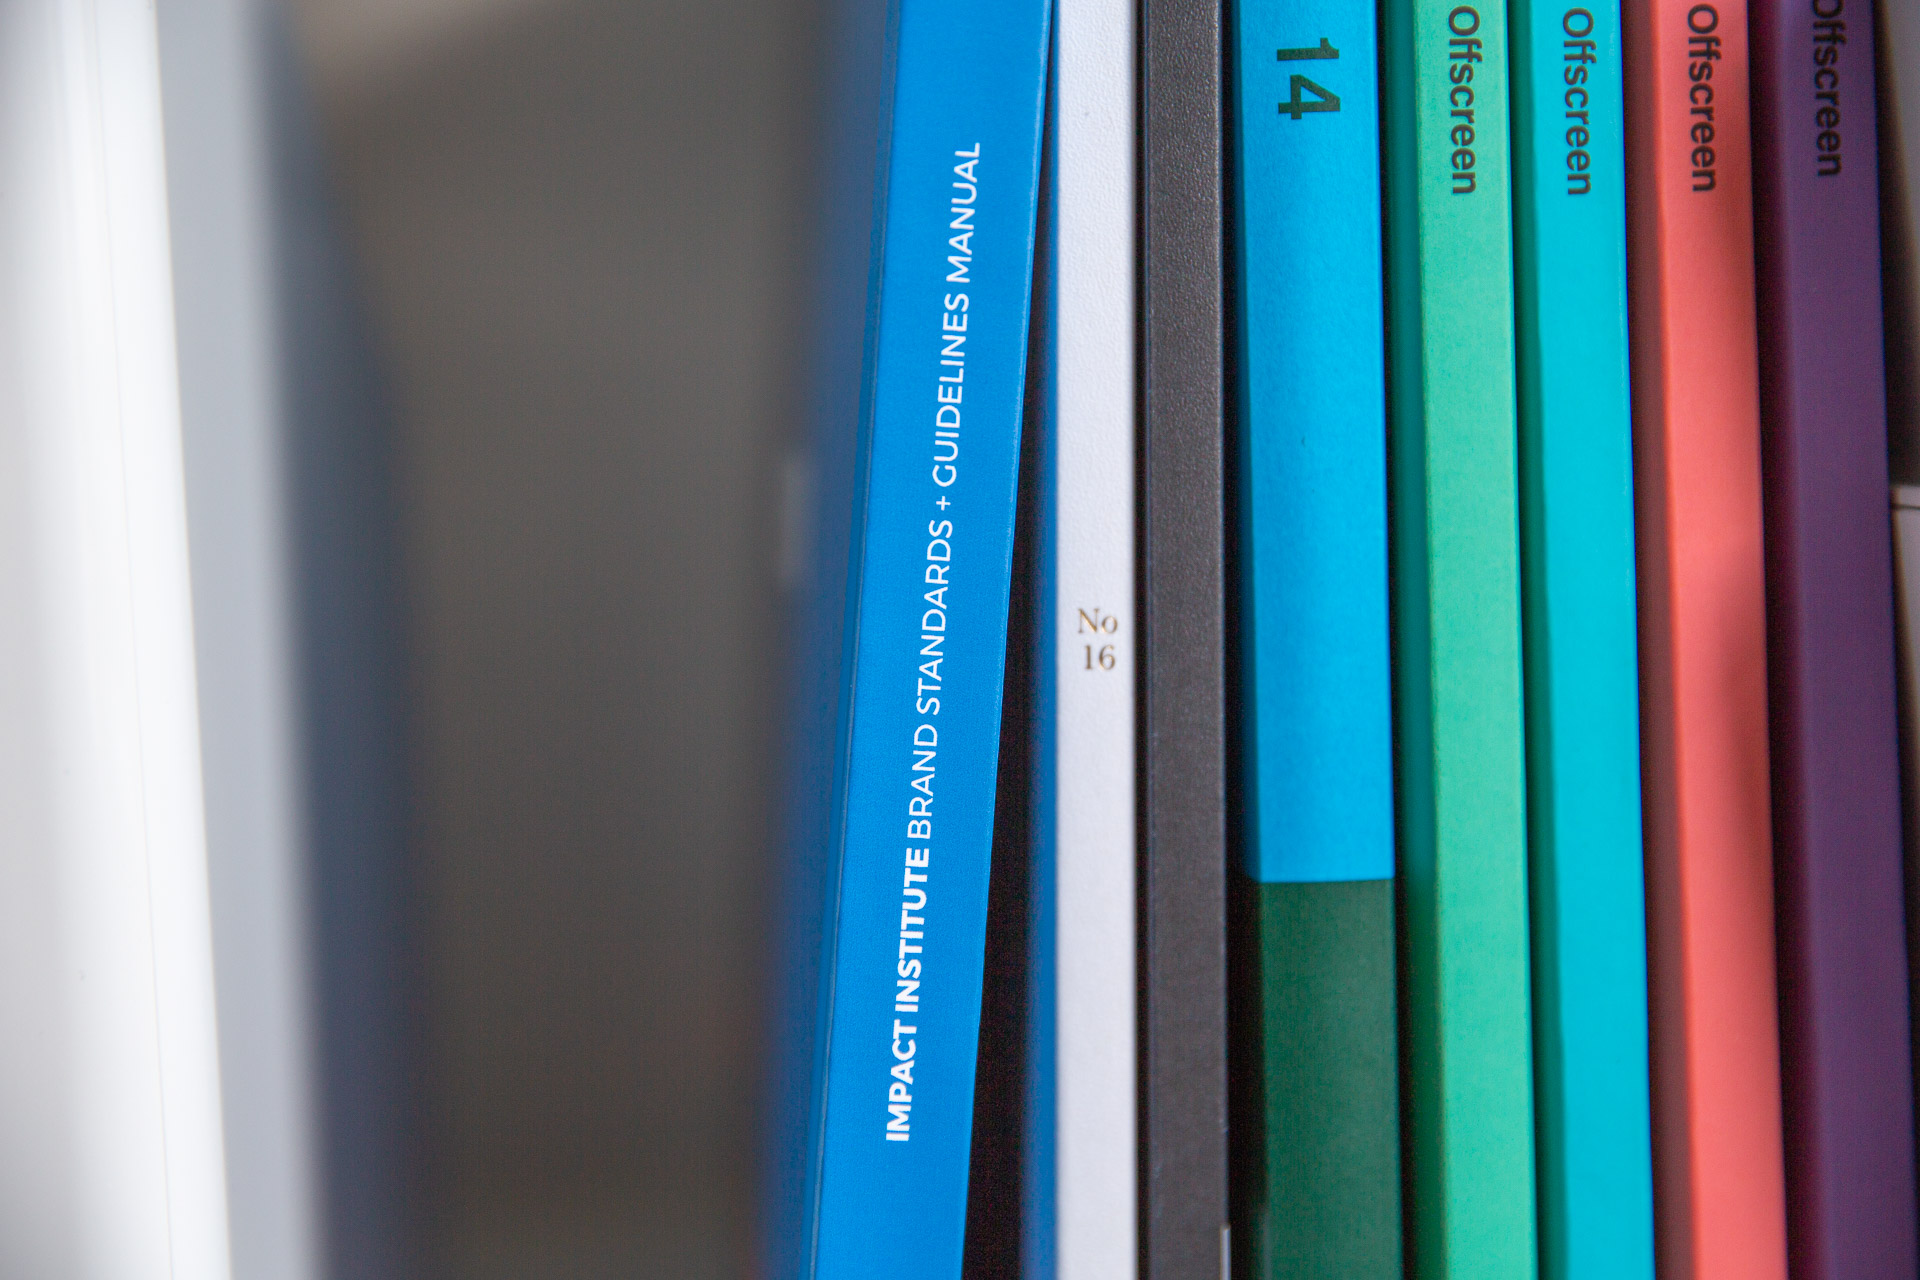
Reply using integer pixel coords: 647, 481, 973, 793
1229, 1, 1400, 1275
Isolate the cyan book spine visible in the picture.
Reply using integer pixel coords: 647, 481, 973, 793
1230, 0, 1400, 1274
1234, 0, 1392, 889
801, 2, 1051, 1276
1508, 0, 1656, 1276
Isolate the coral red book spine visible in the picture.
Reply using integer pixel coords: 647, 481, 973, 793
1621, 1, 1790, 1276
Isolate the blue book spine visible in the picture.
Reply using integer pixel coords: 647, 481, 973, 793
1234, 0, 1393, 888
797, 3, 1051, 1277
1230, 2, 1401, 1272
1508, 0, 1655, 1276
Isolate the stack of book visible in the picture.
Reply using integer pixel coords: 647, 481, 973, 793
768, 0, 1920, 1277
7, 0, 1919, 1274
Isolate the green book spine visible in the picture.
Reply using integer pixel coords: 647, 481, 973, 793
1380, 0, 1538, 1276
1237, 882, 1400, 1277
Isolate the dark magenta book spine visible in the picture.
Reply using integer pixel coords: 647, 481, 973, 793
1750, 0, 1918, 1274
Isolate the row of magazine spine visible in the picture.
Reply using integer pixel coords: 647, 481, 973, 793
774, 0, 1920, 1277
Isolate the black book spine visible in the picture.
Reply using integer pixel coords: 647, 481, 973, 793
1139, 0, 1228, 1275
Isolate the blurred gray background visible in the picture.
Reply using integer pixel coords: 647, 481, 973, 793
283, 1, 820, 1272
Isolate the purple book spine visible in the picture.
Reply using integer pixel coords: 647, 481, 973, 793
1750, 0, 1919, 1275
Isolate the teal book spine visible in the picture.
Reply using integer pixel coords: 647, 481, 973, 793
1228, 0, 1401, 1275
1380, 0, 1538, 1273
1508, 1, 1656, 1278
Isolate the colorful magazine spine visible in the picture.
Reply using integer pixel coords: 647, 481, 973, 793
1751, 0, 1919, 1270
1508, 1, 1657, 1277
776, 1, 1051, 1276
1621, 0, 1789, 1274
1228, 0, 1399, 1275
1380, 0, 1537, 1273
1024, 0, 1139, 1275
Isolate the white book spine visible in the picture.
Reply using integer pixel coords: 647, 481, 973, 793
1049, 2, 1137, 1275
0, 1, 231, 1273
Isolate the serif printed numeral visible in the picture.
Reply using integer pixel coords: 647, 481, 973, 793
1075, 605, 1119, 672
1276, 39, 1341, 120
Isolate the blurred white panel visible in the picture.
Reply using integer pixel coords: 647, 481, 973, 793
156, 3, 318, 1278
160, 3, 417, 1276
0, 0, 231, 1275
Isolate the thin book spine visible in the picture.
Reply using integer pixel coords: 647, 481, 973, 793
1621, 0, 1789, 1273
786, 2, 1052, 1275
1140, 0, 1230, 1273
1227, 0, 1399, 1274
1379, 0, 1537, 1274
1507, 0, 1657, 1277
1025, 0, 1140, 1275
1750, 0, 1918, 1270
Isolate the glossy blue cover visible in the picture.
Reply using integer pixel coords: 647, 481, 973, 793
773, 2, 1050, 1277
1508, 0, 1655, 1275
1231, 0, 1393, 885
